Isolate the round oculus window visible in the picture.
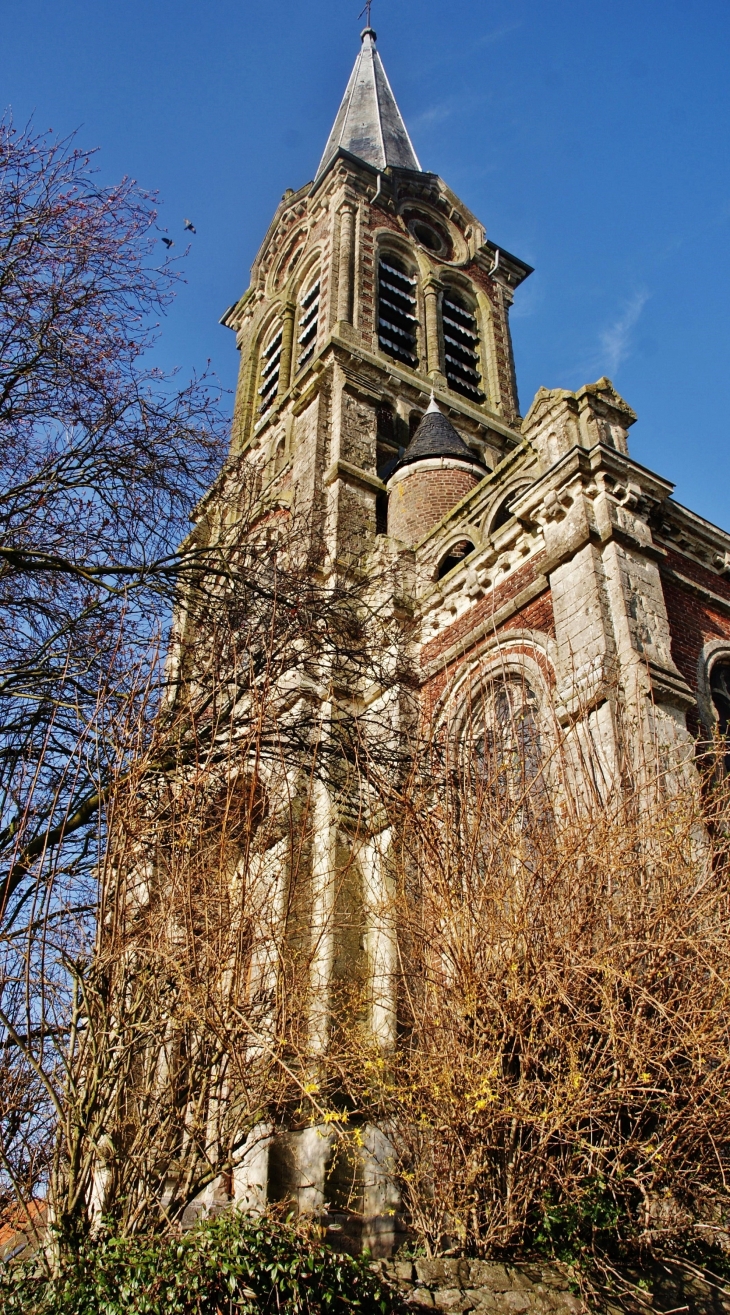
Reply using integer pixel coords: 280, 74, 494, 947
404, 211, 453, 259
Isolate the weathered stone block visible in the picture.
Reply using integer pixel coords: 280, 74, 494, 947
467, 1262, 512, 1290
463, 1288, 499, 1310
506, 1267, 536, 1291
496, 1290, 531, 1313
407, 1289, 436, 1307
393, 1260, 416, 1281
416, 1259, 447, 1284
434, 1289, 474, 1312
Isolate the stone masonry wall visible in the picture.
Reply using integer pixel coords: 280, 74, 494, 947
374, 1258, 582, 1314
421, 590, 556, 718
373, 1256, 730, 1315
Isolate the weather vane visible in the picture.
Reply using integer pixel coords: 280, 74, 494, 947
359, 1, 373, 28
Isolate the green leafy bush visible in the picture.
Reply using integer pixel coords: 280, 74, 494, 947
0, 1211, 403, 1314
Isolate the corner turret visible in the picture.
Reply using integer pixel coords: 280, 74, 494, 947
386, 397, 486, 544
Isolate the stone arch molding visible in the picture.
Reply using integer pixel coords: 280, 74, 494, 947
433, 630, 559, 752
432, 530, 482, 582
696, 639, 730, 733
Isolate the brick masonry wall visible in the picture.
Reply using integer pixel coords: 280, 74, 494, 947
388, 467, 482, 546
661, 547, 730, 698
419, 562, 555, 719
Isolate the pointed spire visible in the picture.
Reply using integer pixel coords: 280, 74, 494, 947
315, 27, 421, 181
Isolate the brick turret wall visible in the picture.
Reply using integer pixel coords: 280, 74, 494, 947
387, 464, 482, 546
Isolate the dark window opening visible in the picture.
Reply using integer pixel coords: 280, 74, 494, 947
376, 404, 396, 443
258, 326, 283, 417
490, 485, 528, 535
376, 402, 402, 480
402, 209, 453, 260
413, 222, 440, 251
409, 409, 424, 439
442, 291, 484, 403
438, 539, 475, 579
375, 491, 388, 536
378, 256, 418, 369
296, 278, 320, 372
710, 661, 730, 771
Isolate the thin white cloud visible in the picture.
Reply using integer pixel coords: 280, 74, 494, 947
599, 290, 650, 374
474, 21, 523, 48
410, 101, 456, 131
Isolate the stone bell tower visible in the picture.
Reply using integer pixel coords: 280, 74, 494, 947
201, 15, 730, 1254
220, 23, 532, 570
211, 23, 536, 1251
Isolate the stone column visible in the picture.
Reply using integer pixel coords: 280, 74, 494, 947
336, 204, 356, 326
277, 301, 295, 397
423, 277, 446, 385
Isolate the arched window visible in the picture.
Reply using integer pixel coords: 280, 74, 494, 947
296, 276, 320, 372
710, 660, 730, 772
408, 409, 423, 439
378, 255, 418, 368
442, 290, 484, 403
489, 485, 529, 535
258, 323, 283, 418
438, 539, 475, 579
470, 676, 543, 804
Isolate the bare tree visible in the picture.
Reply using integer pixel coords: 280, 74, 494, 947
0, 124, 400, 1240
0, 116, 226, 1230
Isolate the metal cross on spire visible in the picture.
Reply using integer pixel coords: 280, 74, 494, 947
358, 1, 373, 30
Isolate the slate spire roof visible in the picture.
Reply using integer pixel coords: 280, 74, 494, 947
315, 27, 421, 181
397, 396, 487, 472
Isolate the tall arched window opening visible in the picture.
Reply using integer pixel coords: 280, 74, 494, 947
376, 403, 401, 481
296, 277, 320, 372
468, 676, 544, 814
710, 661, 730, 772
442, 291, 484, 403
258, 324, 283, 418
378, 255, 418, 368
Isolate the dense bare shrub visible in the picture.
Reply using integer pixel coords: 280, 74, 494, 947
340, 713, 730, 1263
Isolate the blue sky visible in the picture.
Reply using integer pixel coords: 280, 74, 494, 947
3, 1, 729, 527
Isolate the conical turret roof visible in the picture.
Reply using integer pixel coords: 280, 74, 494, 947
397, 397, 486, 471
315, 28, 421, 181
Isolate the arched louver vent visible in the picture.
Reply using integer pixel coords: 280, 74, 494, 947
297, 279, 320, 372
442, 292, 484, 402
378, 256, 418, 368
258, 325, 283, 417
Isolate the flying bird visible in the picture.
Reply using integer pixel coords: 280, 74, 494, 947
161, 237, 174, 249
184, 218, 196, 233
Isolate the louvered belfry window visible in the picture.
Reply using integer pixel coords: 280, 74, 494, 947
378, 256, 418, 368
258, 325, 283, 417
297, 278, 320, 372
442, 291, 484, 402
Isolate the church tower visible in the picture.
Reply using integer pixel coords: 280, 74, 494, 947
191, 19, 730, 1253
220, 23, 531, 567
